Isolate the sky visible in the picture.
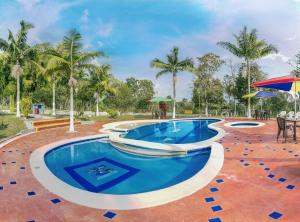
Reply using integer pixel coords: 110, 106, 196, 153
1, 0, 300, 100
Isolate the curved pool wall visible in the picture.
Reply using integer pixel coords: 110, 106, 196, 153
30, 133, 224, 210
224, 121, 265, 128
102, 118, 225, 152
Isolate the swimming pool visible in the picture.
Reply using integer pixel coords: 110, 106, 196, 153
224, 121, 265, 128
30, 119, 225, 209
123, 119, 219, 144
45, 139, 211, 194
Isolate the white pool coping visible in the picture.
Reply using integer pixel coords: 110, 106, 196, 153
224, 121, 265, 128
101, 118, 225, 152
30, 133, 224, 210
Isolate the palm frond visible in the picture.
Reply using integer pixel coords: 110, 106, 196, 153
155, 69, 170, 79
217, 41, 243, 58
0, 38, 9, 51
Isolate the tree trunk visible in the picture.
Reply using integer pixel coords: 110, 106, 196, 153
16, 74, 21, 117
52, 79, 56, 116
204, 88, 208, 116
234, 98, 237, 116
96, 97, 99, 116
247, 60, 251, 118
172, 72, 177, 119
69, 85, 75, 132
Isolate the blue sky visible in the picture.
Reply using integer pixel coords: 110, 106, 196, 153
1, 0, 300, 100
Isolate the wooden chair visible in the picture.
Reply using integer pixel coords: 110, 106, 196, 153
276, 117, 293, 142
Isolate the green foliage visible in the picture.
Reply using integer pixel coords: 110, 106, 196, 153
20, 96, 32, 118
125, 77, 154, 111
106, 109, 119, 118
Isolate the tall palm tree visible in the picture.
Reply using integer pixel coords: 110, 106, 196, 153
0, 20, 35, 117
45, 30, 101, 132
218, 26, 278, 118
151, 47, 194, 118
90, 64, 115, 116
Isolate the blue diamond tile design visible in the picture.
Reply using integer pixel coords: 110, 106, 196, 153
259, 162, 264, 166
10, 181, 16, 184
278, 178, 287, 182
269, 211, 282, 219
205, 197, 215, 202
286, 185, 295, 190
244, 163, 250, 166
264, 168, 270, 171
20, 167, 25, 170
210, 187, 219, 192
64, 157, 139, 193
267, 174, 275, 178
0, 186, 3, 190
51, 198, 61, 204
216, 179, 224, 184
211, 205, 223, 212
103, 211, 116, 219
27, 220, 35, 222
294, 154, 299, 157
243, 154, 248, 156
208, 218, 222, 222
27, 191, 36, 196
240, 160, 245, 162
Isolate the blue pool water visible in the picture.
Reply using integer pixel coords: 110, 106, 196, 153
123, 119, 220, 144
45, 139, 211, 194
231, 123, 259, 127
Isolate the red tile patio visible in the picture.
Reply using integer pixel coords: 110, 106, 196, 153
0, 119, 299, 222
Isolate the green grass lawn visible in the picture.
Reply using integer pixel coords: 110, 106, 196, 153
0, 114, 25, 140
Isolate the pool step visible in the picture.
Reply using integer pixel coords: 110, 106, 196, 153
110, 141, 186, 157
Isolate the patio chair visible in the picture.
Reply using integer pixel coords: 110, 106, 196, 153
254, 110, 260, 120
276, 117, 293, 143
278, 111, 286, 118
287, 111, 295, 118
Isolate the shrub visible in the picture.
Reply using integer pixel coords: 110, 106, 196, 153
21, 96, 32, 118
107, 109, 119, 118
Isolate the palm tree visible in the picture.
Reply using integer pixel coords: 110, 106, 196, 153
0, 20, 35, 117
218, 26, 278, 118
45, 30, 101, 132
151, 47, 194, 118
90, 64, 115, 116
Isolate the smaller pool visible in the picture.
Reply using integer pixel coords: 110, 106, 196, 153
231, 123, 258, 126
224, 121, 264, 128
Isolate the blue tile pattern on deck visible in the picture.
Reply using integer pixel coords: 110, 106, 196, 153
278, 178, 287, 182
10, 181, 16, 184
211, 205, 223, 212
205, 197, 215, 202
286, 185, 295, 190
216, 179, 224, 183
208, 218, 222, 222
269, 211, 282, 219
210, 187, 219, 192
268, 174, 275, 178
27, 191, 36, 196
103, 211, 116, 219
51, 198, 61, 204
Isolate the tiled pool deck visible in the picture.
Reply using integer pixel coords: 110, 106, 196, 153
0, 119, 299, 221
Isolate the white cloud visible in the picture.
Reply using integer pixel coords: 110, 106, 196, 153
263, 53, 290, 63
97, 19, 114, 37
80, 9, 89, 23
17, 0, 40, 11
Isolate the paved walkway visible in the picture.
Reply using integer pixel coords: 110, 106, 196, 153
0, 119, 299, 222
